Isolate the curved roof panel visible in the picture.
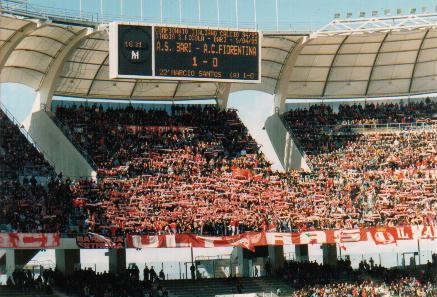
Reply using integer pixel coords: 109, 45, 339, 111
2, 13, 437, 101
288, 27, 437, 98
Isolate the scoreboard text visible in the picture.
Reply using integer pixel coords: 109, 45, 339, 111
109, 23, 261, 83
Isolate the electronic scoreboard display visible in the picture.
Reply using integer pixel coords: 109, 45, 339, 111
109, 22, 261, 83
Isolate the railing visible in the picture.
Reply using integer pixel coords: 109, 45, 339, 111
0, 0, 99, 25
310, 121, 437, 135
0, 0, 312, 32
0, 101, 57, 176
45, 111, 98, 171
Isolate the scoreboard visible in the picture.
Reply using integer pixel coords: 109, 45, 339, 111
109, 22, 261, 83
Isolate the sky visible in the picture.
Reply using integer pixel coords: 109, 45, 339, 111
2, 0, 437, 275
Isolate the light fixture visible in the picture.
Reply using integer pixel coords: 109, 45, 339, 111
397, 8, 402, 15
334, 13, 340, 19
410, 8, 416, 14
359, 12, 366, 17
372, 11, 378, 17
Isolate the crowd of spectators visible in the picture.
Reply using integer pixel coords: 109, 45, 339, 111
52, 101, 437, 235
285, 257, 437, 297
0, 109, 74, 233
51, 267, 168, 297
5, 258, 437, 297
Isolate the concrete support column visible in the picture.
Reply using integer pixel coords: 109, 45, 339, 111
55, 249, 80, 275
5, 249, 39, 275
215, 83, 231, 110
322, 244, 337, 266
108, 249, 126, 275
268, 245, 284, 276
295, 244, 309, 263
231, 247, 249, 277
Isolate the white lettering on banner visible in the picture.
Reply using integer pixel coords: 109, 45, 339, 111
396, 227, 411, 239
0, 234, 60, 248
334, 229, 362, 243
373, 232, 396, 244
419, 225, 437, 239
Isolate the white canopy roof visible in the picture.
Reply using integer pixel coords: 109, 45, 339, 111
1, 13, 437, 101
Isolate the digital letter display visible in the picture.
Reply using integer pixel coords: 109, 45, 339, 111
109, 23, 261, 83
154, 26, 260, 82
117, 25, 152, 76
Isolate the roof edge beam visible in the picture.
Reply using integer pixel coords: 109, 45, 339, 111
37, 27, 94, 109
365, 31, 390, 96
321, 35, 350, 97
0, 21, 37, 70
273, 36, 307, 114
409, 28, 431, 93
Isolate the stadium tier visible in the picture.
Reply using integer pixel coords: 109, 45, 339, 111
0, 109, 73, 234
50, 102, 436, 236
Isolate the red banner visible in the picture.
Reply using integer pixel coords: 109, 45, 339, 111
127, 225, 437, 250
0, 233, 60, 248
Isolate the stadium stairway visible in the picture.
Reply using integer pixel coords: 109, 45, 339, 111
160, 277, 293, 297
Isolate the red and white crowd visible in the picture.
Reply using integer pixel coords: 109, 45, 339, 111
1, 100, 437, 235
54, 101, 437, 236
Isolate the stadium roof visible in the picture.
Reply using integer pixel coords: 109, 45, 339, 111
1, 11, 437, 104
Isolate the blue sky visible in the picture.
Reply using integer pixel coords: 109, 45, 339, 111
19, 0, 437, 31
2, 0, 437, 273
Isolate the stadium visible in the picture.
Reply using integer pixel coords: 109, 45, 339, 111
1, 0, 437, 296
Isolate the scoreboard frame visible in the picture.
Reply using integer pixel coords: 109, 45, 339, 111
109, 22, 262, 83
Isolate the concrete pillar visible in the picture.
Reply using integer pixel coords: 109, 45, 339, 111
5, 249, 39, 275
231, 247, 249, 277
108, 249, 126, 275
268, 245, 284, 276
322, 244, 337, 266
295, 244, 309, 263
55, 249, 80, 275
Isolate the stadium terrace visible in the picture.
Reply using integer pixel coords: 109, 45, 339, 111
1, 1, 437, 297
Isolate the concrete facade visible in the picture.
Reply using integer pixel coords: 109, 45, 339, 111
108, 249, 126, 275
322, 244, 338, 266
265, 114, 310, 171
295, 245, 309, 263
27, 110, 96, 179
55, 249, 80, 275
5, 249, 39, 275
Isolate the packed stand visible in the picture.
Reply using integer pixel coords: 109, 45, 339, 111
53, 101, 437, 235
285, 257, 437, 297
0, 109, 75, 233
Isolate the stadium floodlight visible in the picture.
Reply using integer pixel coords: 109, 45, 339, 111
384, 9, 390, 16
346, 12, 352, 18
372, 11, 378, 17
334, 13, 340, 19
397, 8, 402, 15
410, 8, 416, 14
359, 12, 366, 17
421, 6, 427, 13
